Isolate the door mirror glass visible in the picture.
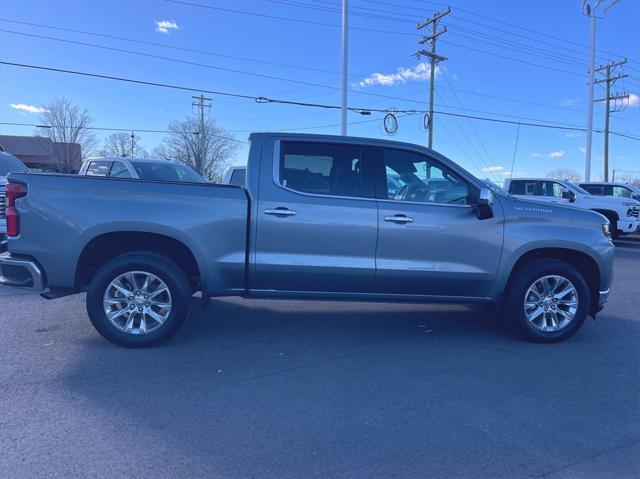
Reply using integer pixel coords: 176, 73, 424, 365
561, 189, 576, 202
478, 187, 493, 206
476, 187, 494, 220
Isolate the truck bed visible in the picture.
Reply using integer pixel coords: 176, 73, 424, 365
7, 173, 249, 295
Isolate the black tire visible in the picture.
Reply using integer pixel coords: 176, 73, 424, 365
504, 258, 590, 343
86, 252, 191, 348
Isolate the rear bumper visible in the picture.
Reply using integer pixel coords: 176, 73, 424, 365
0, 252, 45, 291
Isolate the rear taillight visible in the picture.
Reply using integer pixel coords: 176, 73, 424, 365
6, 183, 27, 237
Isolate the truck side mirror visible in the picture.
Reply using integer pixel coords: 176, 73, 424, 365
562, 189, 576, 202
633, 193, 640, 201
476, 188, 494, 220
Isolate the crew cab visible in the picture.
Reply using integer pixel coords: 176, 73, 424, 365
578, 182, 640, 202
504, 178, 639, 238
1, 133, 615, 347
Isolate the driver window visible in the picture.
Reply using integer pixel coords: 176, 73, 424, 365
383, 148, 469, 205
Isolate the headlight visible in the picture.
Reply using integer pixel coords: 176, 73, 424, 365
601, 222, 611, 237
627, 208, 634, 217
622, 201, 637, 207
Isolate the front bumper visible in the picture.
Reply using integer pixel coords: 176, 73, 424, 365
617, 219, 638, 234
0, 252, 45, 291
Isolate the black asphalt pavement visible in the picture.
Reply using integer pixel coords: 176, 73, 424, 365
1, 236, 638, 478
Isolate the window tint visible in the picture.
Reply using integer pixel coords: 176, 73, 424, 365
508, 180, 538, 195
131, 162, 204, 182
0, 153, 29, 175
86, 160, 113, 176
229, 168, 246, 186
582, 184, 604, 195
109, 161, 132, 178
540, 181, 564, 197
612, 186, 632, 198
280, 141, 369, 198
382, 148, 469, 205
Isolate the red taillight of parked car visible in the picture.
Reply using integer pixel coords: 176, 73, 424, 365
6, 183, 28, 237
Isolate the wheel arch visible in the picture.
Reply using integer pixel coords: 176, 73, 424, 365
504, 247, 600, 316
75, 231, 201, 292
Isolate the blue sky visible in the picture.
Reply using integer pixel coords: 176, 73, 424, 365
0, 0, 638, 182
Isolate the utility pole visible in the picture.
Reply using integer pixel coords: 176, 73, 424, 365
192, 94, 212, 176
416, 6, 450, 149
340, 0, 348, 136
581, 0, 622, 181
594, 59, 628, 182
130, 131, 136, 157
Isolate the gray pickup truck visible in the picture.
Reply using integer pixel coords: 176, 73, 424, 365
0, 133, 615, 347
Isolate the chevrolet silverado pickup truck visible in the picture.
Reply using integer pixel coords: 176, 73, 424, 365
0, 133, 615, 347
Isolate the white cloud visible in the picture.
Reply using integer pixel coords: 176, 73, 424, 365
155, 19, 179, 33
10, 103, 48, 114
358, 62, 438, 87
530, 153, 542, 158
561, 98, 580, 107
481, 166, 505, 173
616, 155, 627, 160
578, 146, 586, 153
565, 131, 582, 138
549, 150, 565, 158
625, 93, 639, 108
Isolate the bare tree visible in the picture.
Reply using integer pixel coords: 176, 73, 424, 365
155, 115, 238, 182
101, 132, 148, 158
546, 168, 583, 182
37, 97, 97, 172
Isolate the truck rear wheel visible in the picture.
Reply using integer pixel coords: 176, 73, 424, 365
504, 259, 590, 342
86, 252, 191, 347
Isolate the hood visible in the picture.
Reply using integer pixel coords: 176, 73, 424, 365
579, 194, 640, 207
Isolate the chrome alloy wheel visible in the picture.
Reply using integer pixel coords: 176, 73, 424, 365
524, 275, 579, 332
103, 270, 172, 335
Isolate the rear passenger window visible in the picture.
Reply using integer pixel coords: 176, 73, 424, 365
229, 168, 246, 186
86, 161, 113, 176
509, 180, 537, 195
109, 162, 132, 178
280, 141, 371, 198
582, 185, 603, 195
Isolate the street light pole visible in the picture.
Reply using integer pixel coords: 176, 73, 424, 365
340, 0, 348, 136
584, 7, 596, 181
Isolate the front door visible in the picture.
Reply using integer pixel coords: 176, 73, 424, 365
253, 139, 378, 293
374, 146, 504, 298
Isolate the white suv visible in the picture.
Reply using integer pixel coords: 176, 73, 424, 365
504, 178, 639, 238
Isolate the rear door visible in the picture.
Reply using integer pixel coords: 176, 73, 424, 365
253, 139, 378, 293
373, 146, 504, 298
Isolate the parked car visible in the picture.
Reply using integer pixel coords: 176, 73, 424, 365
0, 151, 30, 252
578, 182, 640, 202
504, 178, 639, 238
222, 165, 246, 186
1, 133, 614, 347
79, 156, 206, 183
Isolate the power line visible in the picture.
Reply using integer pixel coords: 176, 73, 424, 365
0, 122, 248, 143
0, 17, 341, 76
1, 61, 637, 141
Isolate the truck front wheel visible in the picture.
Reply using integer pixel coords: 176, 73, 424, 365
505, 259, 590, 342
86, 252, 191, 347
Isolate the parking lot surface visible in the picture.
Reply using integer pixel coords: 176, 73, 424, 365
0, 236, 638, 478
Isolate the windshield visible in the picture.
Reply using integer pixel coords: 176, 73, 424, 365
568, 182, 591, 195
131, 161, 205, 182
482, 179, 509, 196
0, 153, 30, 176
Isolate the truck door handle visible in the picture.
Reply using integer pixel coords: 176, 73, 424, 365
265, 208, 296, 216
384, 214, 413, 223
